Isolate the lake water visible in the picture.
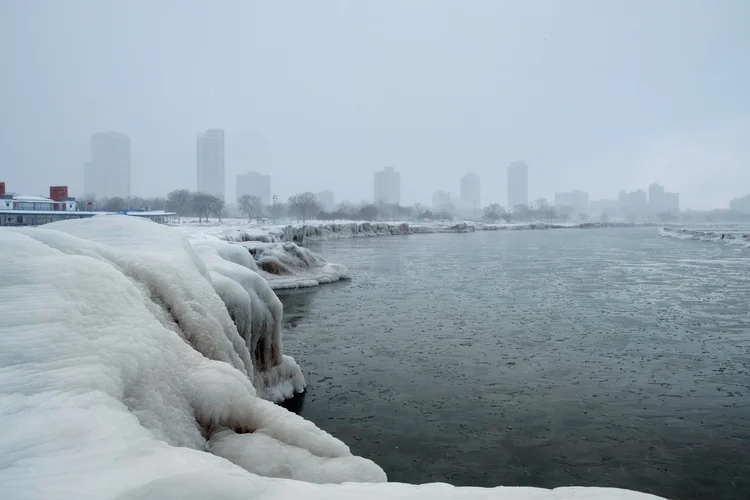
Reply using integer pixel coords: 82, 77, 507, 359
278, 227, 749, 500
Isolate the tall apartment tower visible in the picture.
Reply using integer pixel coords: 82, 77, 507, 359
460, 172, 481, 213
236, 171, 271, 206
197, 129, 225, 200
84, 132, 131, 199
374, 166, 401, 206
507, 161, 529, 209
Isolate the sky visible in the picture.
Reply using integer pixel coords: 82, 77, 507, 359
1, 0, 748, 210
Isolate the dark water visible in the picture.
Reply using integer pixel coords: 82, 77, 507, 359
277, 228, 750, 500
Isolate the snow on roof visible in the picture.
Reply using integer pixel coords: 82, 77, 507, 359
13, 195, 54, 202
124, 210, 176, 216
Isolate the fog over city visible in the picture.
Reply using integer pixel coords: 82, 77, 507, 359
1, 0, 749, 210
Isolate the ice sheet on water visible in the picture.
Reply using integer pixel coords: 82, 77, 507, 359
0, 217, 665, 499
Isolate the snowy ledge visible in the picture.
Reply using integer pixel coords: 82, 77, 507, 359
0, 216, 664, 499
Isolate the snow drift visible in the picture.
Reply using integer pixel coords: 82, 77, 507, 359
0, 216, 665, 499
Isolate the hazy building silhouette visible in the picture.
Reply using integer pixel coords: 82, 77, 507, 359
648, 183, 679, 214
619, 189, 649, 217
197, 129, 225, 200
316, 190, 334, 211
730, 194, 750, 214
374, 166, 400, 206
236, 171, 271, 205
554, 190, 589, 213
84, 132, 131, 199
507, 161, 528, 209
432, 190, 451, 212
460, 172, 480, 215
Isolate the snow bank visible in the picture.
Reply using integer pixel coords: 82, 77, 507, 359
660, 226, 750, 248
0, 217, 665, 499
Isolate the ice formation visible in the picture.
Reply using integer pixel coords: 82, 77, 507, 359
184, 220, 647, 245
660, 226, 750, 248
0, 216, 665, 499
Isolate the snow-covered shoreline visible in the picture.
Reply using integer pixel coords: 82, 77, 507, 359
179, 219, 650, 245
0, 216, 666, 499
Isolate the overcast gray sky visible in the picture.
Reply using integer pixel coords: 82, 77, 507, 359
1, 0, 748, 209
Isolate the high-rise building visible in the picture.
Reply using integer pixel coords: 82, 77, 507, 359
648, 183, 679, 214
460, 172, 480, 214
374, 166, 400, 206
507, 161, 528, 209
84, 132, 131, 199
236, 171, 271, 206
316, 190, 334, 211
432, 190, 451, 212
197, 129, 225, 200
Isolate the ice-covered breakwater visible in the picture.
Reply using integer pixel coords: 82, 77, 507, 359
0, 216, 665, 499
213, 220, 642, 244
660, 226, 750, 248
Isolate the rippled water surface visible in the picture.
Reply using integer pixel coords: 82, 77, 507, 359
278, 228, 749, 500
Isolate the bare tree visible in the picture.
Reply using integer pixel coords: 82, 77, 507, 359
357, 204, 378, 221
288, 192, 320, 223
238, 195, 262, 222
166, 189, 193, 222
209, 196, 226, 222
192, 192, 215, 222
483, 203, 505, 222
413, 203, 425, 219
102, 197, 126, 212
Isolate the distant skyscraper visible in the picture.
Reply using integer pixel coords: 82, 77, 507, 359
460, 172, 481, 214
316, 190, 334, 211
374, 166, 400, 206
197, 129, 225, 200
507, 161, 528, 209
84, 132, 131, 199
236, 171, 271, 206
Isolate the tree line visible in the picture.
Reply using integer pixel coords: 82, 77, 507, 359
79, 191, 588, 224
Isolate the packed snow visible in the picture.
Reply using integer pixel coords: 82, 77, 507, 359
0, 216, 665, 499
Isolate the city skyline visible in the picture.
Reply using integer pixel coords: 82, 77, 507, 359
3, 2, 749, 210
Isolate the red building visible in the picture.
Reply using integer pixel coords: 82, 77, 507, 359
49, 186, 69, 201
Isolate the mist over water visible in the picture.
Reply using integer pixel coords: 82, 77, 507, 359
279, 228, 750, 500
